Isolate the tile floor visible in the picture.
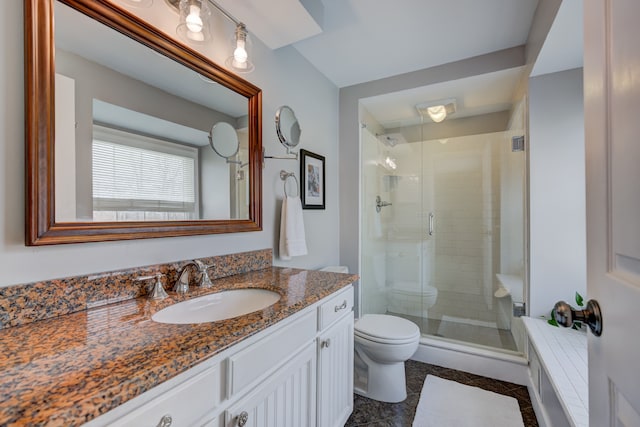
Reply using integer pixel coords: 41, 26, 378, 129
345, 360, 538, 427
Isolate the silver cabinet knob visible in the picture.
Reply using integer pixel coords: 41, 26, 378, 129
237, 411, 249, 427
321, 339, 331, 349
156, 414, 172, 427
554, 299, 603, 336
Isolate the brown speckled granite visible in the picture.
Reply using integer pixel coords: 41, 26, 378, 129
0, 249, 272, 329
0, 267, 357, 426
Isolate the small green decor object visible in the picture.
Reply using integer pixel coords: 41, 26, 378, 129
544, 292, 585, 330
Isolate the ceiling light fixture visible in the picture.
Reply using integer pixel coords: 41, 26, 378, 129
416, 99, 457, 123
167, 0, 254, 73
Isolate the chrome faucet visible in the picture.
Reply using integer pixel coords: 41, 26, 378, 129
175, 260, 214, 294
175, 262, 197, 294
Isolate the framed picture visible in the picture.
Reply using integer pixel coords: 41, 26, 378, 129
300, 149, 325, 209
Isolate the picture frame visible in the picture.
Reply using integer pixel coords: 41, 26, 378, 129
300, 149, 325, 209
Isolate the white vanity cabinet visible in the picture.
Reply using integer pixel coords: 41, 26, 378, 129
85, 285, 354, 427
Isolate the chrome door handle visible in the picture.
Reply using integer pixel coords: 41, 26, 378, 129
375, 195, 392, 213
334, 300, 347, 312
428, 212, 434, 236
554, 299, 603, 336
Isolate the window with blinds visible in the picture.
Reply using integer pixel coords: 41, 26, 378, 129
92, 125, 199, 221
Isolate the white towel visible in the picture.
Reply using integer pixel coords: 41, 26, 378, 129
279, 196, 307, 260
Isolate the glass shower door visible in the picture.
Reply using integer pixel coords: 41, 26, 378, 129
360, 120, 523, 353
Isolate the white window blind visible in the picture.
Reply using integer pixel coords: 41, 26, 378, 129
92, 126, 198, 217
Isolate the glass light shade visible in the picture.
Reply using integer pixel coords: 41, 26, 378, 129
225, 24, 254, 73
177, 0, 211, 44
427, 105, 447, 123
120, 0, 153, 7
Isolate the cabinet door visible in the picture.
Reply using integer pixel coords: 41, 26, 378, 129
317, 312, 354, 427
224, 343, 316, 427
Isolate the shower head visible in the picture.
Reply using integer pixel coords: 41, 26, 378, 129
377, 132, 407, 147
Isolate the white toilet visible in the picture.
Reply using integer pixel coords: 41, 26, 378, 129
353, 314, 420, 403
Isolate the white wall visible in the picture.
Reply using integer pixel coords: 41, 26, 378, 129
0, 0, 339, 287
528, 68, 586, 317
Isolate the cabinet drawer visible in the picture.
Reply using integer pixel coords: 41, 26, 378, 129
111, 365, 219, 427
227, 310, 316, 398
318, 286, 353, 330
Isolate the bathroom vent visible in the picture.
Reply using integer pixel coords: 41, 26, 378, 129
512, 136, 525, 152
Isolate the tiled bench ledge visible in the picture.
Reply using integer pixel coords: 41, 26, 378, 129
522, 317, 588, 427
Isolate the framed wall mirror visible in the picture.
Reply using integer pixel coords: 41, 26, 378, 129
25, 0, 263, 245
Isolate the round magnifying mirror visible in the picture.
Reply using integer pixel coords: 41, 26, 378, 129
275, 106, 301, 151
209, 122, 239, 159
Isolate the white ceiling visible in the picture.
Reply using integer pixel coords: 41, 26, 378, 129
291, 0, 540, 88
221, 0, 584, 129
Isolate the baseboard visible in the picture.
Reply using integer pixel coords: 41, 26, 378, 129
411, 337, 529, 385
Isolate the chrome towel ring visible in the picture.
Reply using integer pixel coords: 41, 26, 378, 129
280, 170, 299, 197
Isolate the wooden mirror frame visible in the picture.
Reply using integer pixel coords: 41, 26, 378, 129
25, 0, 262, 245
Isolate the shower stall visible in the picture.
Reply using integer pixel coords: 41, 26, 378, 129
359, 103, 526, 354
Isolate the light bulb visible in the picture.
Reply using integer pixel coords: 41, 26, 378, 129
233, 39, 248, 64
185, 4, 203, 33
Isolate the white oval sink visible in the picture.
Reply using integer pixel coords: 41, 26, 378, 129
152, 289, 281, 324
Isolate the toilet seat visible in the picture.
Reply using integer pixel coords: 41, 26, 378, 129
354, 314, 420, 345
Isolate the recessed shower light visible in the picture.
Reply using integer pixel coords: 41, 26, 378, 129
416, 99, 457, 123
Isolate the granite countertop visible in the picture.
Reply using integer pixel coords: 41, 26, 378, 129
0, 267, 357, 426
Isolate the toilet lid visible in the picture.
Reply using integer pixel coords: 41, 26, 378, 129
354, 314, 420, 343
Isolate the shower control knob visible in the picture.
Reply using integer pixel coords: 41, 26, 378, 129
553, 299, 603, 336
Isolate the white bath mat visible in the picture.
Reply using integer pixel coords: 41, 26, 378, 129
412, 375, 525, 427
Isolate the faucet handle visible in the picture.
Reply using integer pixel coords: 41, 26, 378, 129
193, 260, 214, 289
136, 274, 168, 300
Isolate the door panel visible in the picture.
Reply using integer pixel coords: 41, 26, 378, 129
584, 0, 640, 425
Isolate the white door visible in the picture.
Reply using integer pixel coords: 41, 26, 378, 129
317, 313, 354, 427
584, 0, 640, 425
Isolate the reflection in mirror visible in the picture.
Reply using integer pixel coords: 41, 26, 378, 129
53, 1, 250, 223
209, 122, 240, 159
25, 0, 262, 245
275, 106, 301, 153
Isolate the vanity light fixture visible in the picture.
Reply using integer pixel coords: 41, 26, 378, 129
166, 0, 255, 73
176, 0, 211, 43
416, 99, 457, 123
225, 23, 255, 74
